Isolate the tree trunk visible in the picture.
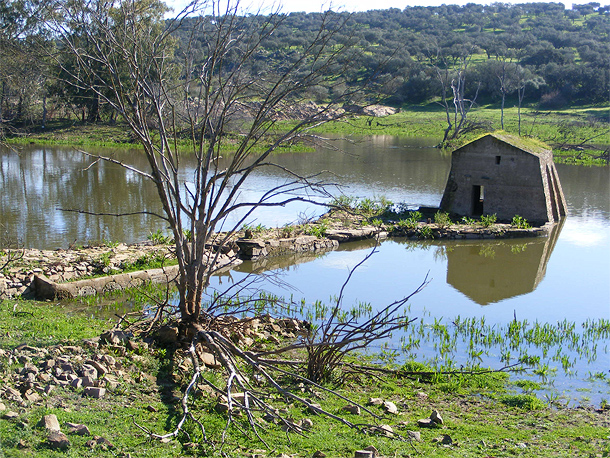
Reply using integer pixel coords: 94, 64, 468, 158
0, 81, 4, 121
517, 86, 525, 136
501, 91, 505, 130
42, 94, 47, 128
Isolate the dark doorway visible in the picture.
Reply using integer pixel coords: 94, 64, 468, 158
472, 185, 484, 216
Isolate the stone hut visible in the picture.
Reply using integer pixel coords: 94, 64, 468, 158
440, 133, 567, 224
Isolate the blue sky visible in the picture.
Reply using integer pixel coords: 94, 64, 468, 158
165, 0, 592, 16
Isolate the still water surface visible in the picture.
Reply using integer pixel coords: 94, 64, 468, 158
1, 139, 609, 402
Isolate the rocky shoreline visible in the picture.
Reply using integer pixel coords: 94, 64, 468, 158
0, 220, 552, 301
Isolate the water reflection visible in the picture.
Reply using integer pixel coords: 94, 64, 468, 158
445, 221, 564, 305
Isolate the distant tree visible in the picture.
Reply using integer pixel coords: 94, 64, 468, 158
431, 47, 481, 144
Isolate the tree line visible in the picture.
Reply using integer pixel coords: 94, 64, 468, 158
0, 0, 608, 129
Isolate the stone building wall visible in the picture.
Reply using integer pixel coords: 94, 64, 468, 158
440, 134, 566, 224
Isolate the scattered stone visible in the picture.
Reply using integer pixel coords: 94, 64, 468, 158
94, 436, 114, 450
433, 434, 453, 445
215, 402, 230, 414
301, 418, 314, 430
17, 439, 28, 449
354, 451, 373, 458
430, 410, 444, 425
24, 391, 42, 403
416, 392, 428, 400
38, 414, 61, 432
368, 397, 384, 406
342, 404, 361, 415
198, 351, 221, 369
308, 403, 322, 414
66, 422, 91, 436
47, 430, 70, 450
417, 418, 435, 428
83, 386, 106, 398
0, 402, 5, 411
312, 451, 326, 458
363, 445, 379, 457
407, 430, 422, 442
81, 376, 96, 387
373, 424, 394, 437
154, 326, 179, 345
4, 386, 23, 402
382, 400, 398, 415
146, 405, 158, 413
81, 364, 98, 379
3, 411, 19, 420
104, 374, 120, 390
100, 330, 131, 346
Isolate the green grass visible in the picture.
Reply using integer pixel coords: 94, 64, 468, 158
0, 300, 112, 348
7, 104, 608, 165
1, 295, 609, 457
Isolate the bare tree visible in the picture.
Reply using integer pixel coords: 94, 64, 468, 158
48, 0, 373, 331
431, 47, 481, 144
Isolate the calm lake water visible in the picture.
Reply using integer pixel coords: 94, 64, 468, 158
1, 139, 609, 403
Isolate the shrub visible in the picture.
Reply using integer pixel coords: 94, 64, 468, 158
397, 210, 422, 231
303, 221, 328, 238
511, 215, 531, 229
461, 216, 477, 225
330, 195, 357, 211
419, 225, 434, 239
434, 211, 452, 229
148, 229, 172, 245
480, 213, 497, 227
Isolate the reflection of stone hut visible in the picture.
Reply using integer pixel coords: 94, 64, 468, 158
440, 133, 567, 224
446, 220, 563, 305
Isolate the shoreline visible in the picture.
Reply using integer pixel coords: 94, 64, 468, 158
1, 218, 555, 301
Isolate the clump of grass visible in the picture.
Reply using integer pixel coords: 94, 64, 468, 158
147, 229, 172, 245
328, 195, 393, 218
418, 225, 434, 239
480, 213, 497, 227
434, 211, 452, 229
396, 210, 422, 230
500, 394, 546, 410
303, 220, 329, 238
461, 216, 477, 225
511, 215, 531, 229
121, 252, 174, 272
241, 223, 266, 238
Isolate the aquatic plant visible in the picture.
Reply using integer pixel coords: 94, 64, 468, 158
461, 216, 477, 225
511, 215, 531, 229
434, 211, 453, 229
303, 221, 328, 238
480, 213, 497, 227
148, 229, 172, 245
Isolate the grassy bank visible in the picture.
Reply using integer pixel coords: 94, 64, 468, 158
5, 104, 608, 166
0, 297, 608, 457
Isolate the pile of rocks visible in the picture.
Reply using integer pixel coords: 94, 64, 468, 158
0, 339, 136, 408
0, 242, 171, 299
